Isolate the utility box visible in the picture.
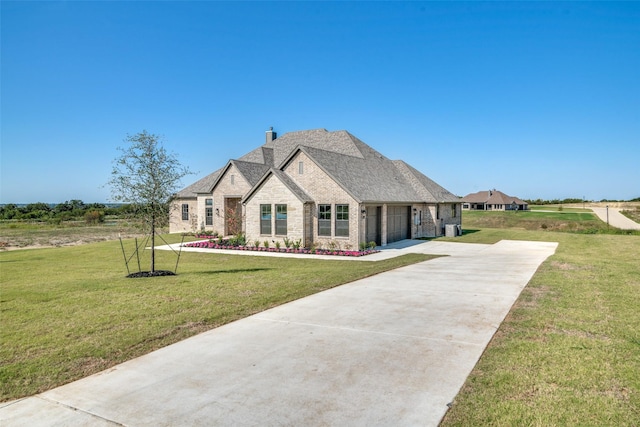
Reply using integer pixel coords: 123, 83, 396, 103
445, 224, 458, 237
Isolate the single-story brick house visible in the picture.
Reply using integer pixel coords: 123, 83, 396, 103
170, 128, 462, 248
461, 189, 528, 211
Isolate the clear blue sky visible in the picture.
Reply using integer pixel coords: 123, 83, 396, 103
2, 1, 639, 204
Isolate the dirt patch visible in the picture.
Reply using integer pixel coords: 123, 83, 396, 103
0, 226, 145, 251
549, 260, 577, 271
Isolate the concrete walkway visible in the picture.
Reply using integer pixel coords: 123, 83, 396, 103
591, 207, 640, 230
1, 239, 557, 427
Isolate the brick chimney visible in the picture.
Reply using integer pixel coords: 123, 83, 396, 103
266, 127, 277, 144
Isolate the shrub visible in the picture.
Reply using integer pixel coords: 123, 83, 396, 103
368, 241, 377, 250
283, 237, 292, 248
253, 240, 261, 248
227, 232, 246, 247
84, 210, 105, 224
263, 240, 269, 249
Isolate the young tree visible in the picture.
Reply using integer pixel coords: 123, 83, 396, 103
109, 131, 192, 274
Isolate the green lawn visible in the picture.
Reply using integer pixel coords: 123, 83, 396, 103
2, 217, 639, 425
0, 237, 435, 401
462, 209, 640, 235
440, 222, 640, 425
529, 204, 592, 212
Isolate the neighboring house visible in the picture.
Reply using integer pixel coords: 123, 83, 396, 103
462, 189, 528, 211
170, 128, 462, 248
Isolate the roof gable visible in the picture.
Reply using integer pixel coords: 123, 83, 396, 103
242, 168, 313, 204
298, 145, 414, 203
208, 159, 269, 192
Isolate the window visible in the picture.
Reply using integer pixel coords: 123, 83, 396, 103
298, 161, 304, 174
335, 204, 349, 237
276, 204, 287, 235
436, 204, 440, 220
260, 204, 272, 235
451, 204, 457, 218
181, 204, 189, 221
205, 199, 213, 225
318, 204, 331, 236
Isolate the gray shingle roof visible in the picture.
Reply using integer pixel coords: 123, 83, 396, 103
462, 190, 526, 205
295, 145, 418, 203
176, 168, 222, 198
231, 160, 270, 187
267, 129, 364, 167
393, 161, 461, 203
177, 128, 459, 205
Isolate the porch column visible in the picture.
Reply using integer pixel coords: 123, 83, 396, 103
381, 204, 388, 246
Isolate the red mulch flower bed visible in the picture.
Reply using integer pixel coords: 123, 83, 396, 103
183, 239, 378, 257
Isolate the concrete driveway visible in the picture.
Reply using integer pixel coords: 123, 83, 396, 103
591, 207, 640, 230
1, 239, 557, 426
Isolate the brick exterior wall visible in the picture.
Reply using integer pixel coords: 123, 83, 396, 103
244, 175, 305, 247
169, 198, 198, 233
282, 152, 360, 250
170, 151, 462, 244
427, 203, 462, 236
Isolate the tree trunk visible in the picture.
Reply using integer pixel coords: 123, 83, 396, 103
151, 208, 155, 273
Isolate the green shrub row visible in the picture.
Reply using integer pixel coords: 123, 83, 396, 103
0, 200, 134, 223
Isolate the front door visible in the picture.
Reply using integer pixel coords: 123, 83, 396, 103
224, 197, 242, 236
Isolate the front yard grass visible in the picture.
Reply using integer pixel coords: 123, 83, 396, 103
440, 228, 640, 425
0, 238, 435, 401
2, 214, 639, 425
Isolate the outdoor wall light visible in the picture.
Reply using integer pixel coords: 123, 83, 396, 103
216, 208, 220, 216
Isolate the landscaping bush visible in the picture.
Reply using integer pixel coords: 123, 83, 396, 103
84, 210, 105, 224
183, 239, 379, 257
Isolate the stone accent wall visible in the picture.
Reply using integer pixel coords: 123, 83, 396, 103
169, 199, 198, 233
282, 152, 360, 250
211, 164, 252, 236
245, 175, 305, 246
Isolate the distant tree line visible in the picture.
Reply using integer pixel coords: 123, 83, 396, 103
0, 200, 137, 224
524, 198, 586, 205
